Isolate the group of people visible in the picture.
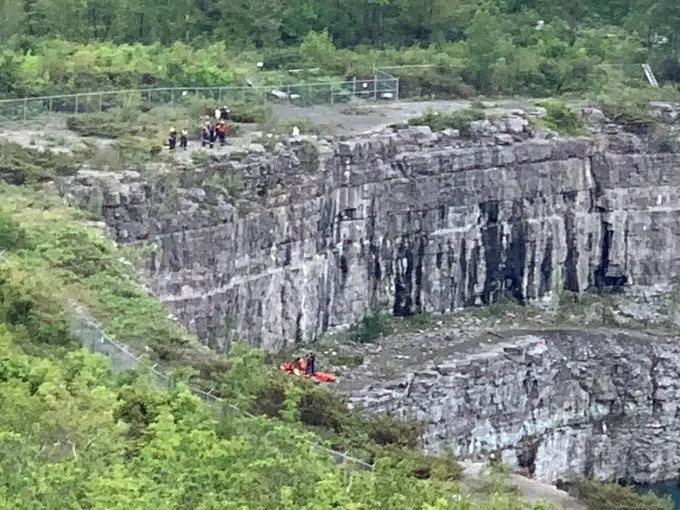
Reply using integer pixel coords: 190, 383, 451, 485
167, 128, 188, 150
167, 104, 232, 151
283, 352, 316, 376
202, 104, 231, 148
201, 119, 229, 148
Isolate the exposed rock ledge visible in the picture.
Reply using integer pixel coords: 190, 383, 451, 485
61, 116, 680, 351
346, 329, 680, 484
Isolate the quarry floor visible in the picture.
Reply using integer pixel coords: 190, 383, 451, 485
317, 291, 677, 394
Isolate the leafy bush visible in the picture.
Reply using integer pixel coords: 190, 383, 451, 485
408, 106, 486, 135
569, 477, 672, 510
0, 142, 82, 184
0, 214, 29, 252
536, 100, 589, 135
66, 110, 160, 138
595, 87, 680, 135
348, 309, 393, 343
229, 102, 271, 124
267, 117, 323, 135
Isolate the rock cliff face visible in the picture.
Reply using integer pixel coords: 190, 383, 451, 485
345, 329, 680, 485
63, 118, 680, 350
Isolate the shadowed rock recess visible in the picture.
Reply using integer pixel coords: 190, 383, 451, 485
63, 122, 680, 351
61, 113, 680, 485
347, 329, 680, 485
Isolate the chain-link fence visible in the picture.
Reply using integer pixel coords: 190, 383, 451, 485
67, 299, 374, 470
0, 74, 400, 124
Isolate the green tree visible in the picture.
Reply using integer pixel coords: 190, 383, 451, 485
464, 8, 507, 91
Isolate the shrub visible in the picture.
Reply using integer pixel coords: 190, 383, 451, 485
268, 117, 323, 135
536, 100, 588, 135
407, 106, 486, 135
569, 477, 672, 510
66, 109, 159, 138
228, 102, 270, 124
374, 446, 463, 481
348, 309, 393, 343
0, 214, 29, 252
0, 142, 81, 184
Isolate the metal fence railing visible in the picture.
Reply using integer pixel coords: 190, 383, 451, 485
67, 299, 374, 471
0, 74, 400, 124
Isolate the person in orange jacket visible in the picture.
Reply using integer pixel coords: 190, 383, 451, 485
216, 120, 227, 146
292, 356, 306, 375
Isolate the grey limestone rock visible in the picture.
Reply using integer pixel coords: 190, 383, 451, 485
647, 101, 678, 124
62, 130, 680, 354
346, 329, 680, 484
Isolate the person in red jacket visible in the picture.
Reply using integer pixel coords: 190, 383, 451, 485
216, 120, 227, 146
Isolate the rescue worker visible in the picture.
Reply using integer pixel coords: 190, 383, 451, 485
305, 352, 316, 375
180, 129, 188, 150
219, 105, 230, 120
216, 120, 227, 145
168, 128, 177, 150
292, 357, 305, 376
201, 121, 215, 149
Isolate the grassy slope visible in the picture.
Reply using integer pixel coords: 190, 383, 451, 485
0, 134, 672, 509
0, 179, 565, 508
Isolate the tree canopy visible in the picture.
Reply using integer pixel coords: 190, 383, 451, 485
0, 0, 678, 99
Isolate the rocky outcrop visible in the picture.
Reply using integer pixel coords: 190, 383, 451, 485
62, 118, 680, 350
346, 329, 680, 484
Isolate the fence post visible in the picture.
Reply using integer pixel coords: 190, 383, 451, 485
170, 89, 174, 104
395, 78, 399, 101
75, 94, 79, 114
373, 77, 378, 100
219, 87, 222, 103
49, 98, 53, 116
286, 85, 290, 103
330, 86, 334, 105
352, 77, 357, 99
99, 92, 103, 112
23, 98, 27, 123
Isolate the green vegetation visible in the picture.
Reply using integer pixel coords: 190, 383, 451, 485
0, 181, 561, 508
0, 167, 673, 509
0, 141, 87, 184
1, 0, 680, 503
569, 478, 673, 510
0, 0, 678, 102
408, 106, 486, 135
536, 100, 589, 135
348, 309, 394, 343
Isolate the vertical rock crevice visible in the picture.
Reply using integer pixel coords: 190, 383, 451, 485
63, 131, 680, 349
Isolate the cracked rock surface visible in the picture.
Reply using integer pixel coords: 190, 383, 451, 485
342, 325, 680, 484
61, 115, 680, 353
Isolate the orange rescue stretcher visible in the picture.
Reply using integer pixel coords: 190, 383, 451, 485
280, 361, 336, 383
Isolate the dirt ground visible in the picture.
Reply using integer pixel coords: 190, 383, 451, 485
461, 461, 586, 510
0, 97, 548, 157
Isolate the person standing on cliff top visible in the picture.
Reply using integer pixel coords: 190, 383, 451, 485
201, 121, 215, 149
167, 128, 177, 150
